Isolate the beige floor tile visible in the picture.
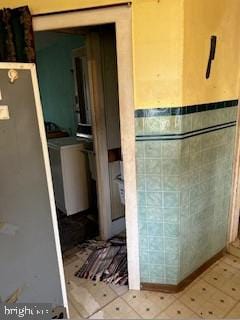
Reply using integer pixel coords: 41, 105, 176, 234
63, 246, 82, 259
211, 289, 237, 311
201, 262, 240, 299
89, 297, 141, 319
63, 254, 79, 267
202, 261, 237, 286
68, 300, 81, 319
180, 283, 236, 318
226, 302, 240, 318
155, 300, 199, 319
216, 280, 240, 300
64, 258, 86, 282
75, 248, 92, 261
67, 279, 118, 318
109, 284, 129, 296
173, 278, 202, 299
189, 299, 226, 319
122, 289, 176, 319
221, 254, 240, 270
182, 279, 217, 300
63, 248, 240, 319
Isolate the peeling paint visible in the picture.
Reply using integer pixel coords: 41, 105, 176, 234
5, 288, 22, 303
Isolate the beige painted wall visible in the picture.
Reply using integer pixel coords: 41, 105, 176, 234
1, 0, 184, 108
133, 0, 183, 108
183, 0, 240, 105
1, 0, 240, 107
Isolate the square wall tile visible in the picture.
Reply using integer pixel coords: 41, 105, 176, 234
135, 117, 144, 135
138, 206, 147, 220
136, 159, 145, 174
146, 175, 162, 191
140, 263, 149, 282
162, 175, 180, 191
144, 117, 164, 134
148, 264, 165, 283
165, 237, 180, 254
163, 192, 180, 208
136, 141, 144, 158
140, 250, 149, 265
148, 250, 165, 265
147, 222, 164, 236
164, 223, 180, 238
162, 141, 181, 159
148, 236, 164, 251
145, 159, 162, 174
136, 174, 145, 191
137, 191, 146, 206
139, 236, 148, 250
139, 220, 148, 235
145, 207, 164, 222
163, 208, 179, 223
146, 192, 162, 206
145, 141, 162, 158
165, 250, 180, 265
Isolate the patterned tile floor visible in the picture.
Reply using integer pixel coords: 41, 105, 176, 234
64, 250, 240, 319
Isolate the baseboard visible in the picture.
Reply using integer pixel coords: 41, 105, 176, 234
141, 248, 225, 293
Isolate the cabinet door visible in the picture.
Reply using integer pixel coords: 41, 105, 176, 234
0, 63, 67, 311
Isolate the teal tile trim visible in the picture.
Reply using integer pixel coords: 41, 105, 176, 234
136, 121, 236, 141
135, 99, 238, 117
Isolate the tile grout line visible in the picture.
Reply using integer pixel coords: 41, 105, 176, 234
224, 299, 240, 318
176, 276, 238, 318
201, 263, 240, 301
87, 295, 143, 319
86, 294, 120, 319
178, 275, 240, 318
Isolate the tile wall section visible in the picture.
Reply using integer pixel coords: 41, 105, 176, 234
135, 101, 238, 285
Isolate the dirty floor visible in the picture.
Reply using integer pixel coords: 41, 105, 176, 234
64, 249, 240, 319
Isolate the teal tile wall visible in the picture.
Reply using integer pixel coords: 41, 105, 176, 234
136, 105, 237, 285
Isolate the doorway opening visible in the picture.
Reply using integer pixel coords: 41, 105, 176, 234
34, 21, 133, 317
33, 6, 140, 311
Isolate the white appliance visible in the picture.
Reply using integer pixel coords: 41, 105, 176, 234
48, 137, 89, 215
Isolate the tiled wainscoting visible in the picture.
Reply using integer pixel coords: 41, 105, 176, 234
135, 100, 238, 286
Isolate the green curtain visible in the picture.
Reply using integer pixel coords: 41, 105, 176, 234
0, 6, 35, 62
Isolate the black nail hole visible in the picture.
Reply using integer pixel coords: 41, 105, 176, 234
213, 277, 218, 280
200, 312, 203, 315
202, 288, 206, 291
103, 294, 107, 297
116, 307, 120, 311
160, 296, 164, 300
177, 310, 181, 314
191, 297, 195, 301
224, 269, 227, 271
233, 260, 237, 263
67, 282, 70, 285
93, 283, 97, 286
208, 311, 213, 315
146, 308, 150, 312
75, 266, 78, 268
133, 295, 136, 299
232, 288, 236, 291
220, 299, 224, 303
